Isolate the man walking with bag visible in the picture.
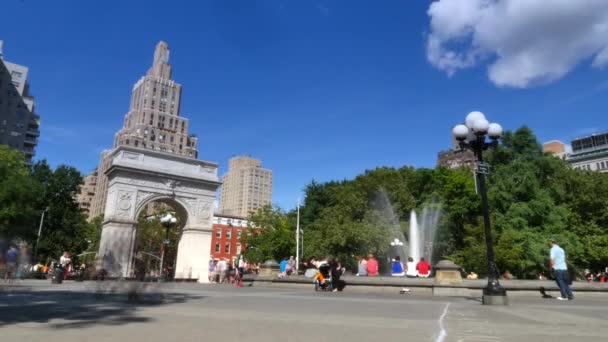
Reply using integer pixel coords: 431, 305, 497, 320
550, 239, 574, 301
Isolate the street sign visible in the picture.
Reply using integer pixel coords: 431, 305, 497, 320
163, 239, 170, 245
476, 162, 490, 175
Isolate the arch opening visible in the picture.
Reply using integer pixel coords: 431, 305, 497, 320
132, 197, 189, 280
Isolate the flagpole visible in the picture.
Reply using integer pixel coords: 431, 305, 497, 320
296, 198, 300, 272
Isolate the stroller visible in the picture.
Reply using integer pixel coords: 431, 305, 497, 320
313, 263, 333, 292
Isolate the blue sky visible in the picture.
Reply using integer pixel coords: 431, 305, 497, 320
2, 0, 607, 209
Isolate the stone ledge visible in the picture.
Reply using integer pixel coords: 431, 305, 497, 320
242, 275, 608, 292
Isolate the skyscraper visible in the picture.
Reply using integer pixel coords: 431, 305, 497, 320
76, 169, 98, 217
219, 156, 273, 217
0, 41, 41, 164
89, 41, 199, 218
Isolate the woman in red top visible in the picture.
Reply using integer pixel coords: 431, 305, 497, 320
416, 257, 431, 278
366, 254, 379, 276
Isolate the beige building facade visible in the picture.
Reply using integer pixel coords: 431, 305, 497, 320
89, 41, 199, 218
77, 169, 98, 217
219, 156, 272, 217
543, 140, 567, 159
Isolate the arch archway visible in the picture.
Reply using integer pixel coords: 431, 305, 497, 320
133, 196, 189, 279
97, 147, 220, 282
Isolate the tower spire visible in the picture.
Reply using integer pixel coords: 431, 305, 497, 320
148, 40, 172, 78
153, 41, 170, 65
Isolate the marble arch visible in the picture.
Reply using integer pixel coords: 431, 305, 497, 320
97, 146, 220, 282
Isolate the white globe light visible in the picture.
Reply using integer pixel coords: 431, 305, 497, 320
465, 111, 486, 129
472, 118, 490, 134
452, 124, 469, 140
171, 217, 177, 224
488, 123, 503, 139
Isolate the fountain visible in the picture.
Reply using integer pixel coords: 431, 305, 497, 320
372, 191, 408, 260
408, 210, 421, 262
373, 190, 442, 267
408, 206, 442, 263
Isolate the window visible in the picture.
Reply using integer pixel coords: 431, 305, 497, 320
225, 243, 231, 254
216, 229, 221, 238
11, 71, 22, 78
237, 230, 242, 239
215, 243, 220, 253
236, 243, 242, 255
226, 229, 232, 239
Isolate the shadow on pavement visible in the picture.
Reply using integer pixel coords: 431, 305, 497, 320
0, 285, 204, 329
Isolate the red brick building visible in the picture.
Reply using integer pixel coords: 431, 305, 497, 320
211, 214, 257, 260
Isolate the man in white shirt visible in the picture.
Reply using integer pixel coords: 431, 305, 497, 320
550, 239, 573, 300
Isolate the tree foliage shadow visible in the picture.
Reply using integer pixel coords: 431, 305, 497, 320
0, 286, 204, 329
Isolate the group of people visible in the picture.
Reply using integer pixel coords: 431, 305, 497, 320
354, 254, 431, 278
1, 243, 84, 282
208, 255, 257, 284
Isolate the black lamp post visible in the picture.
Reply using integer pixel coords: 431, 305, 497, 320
390, 238, 404, 260
159, 213, 177, 280
452, 111, 507, 305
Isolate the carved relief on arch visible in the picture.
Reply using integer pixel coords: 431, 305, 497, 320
116, 191, 134, 218
197, 201, 212, 224
182, 198, 197, 215
135, 190, 155, 210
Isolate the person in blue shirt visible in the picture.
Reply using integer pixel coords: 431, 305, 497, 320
279, 257, 288, 277
550, 239, 574, 300
391, 256, 405, 276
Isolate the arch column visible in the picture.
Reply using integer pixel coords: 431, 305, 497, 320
174, 200, 214, 281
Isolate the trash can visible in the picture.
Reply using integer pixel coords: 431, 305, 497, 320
74, 267, 85, 282
52, 264, 64, 284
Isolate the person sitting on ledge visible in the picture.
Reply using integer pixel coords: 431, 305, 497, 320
416, 257, 431, 278
356, 256, 368, 276
366, 254, 379, 276
391, 256, 405, 276
405, 257, 418, 278
466, 271, 478, 279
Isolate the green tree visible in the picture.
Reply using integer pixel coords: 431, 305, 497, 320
242, 205, 296, 263
0, 146, 40, 240
31, 161, 89, 260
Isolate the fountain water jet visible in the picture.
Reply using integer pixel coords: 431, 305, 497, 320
408, 205, 442, 263
408, 210, 421, 262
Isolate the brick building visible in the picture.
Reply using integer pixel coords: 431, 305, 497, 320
211, 214, 259, 260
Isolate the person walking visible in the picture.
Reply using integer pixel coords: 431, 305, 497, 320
550, 239, 574, 300
59, 251, 72, 280
4, 245, 19, 283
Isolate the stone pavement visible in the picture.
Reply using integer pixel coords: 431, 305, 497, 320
1, 280, 607, 342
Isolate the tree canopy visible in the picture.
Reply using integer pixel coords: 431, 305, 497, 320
243, 127, 608, 278
0, 147, 92, 263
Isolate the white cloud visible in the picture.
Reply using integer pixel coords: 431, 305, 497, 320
426, 0, 608, 88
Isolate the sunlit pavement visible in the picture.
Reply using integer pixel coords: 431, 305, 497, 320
2, 280, 608, 342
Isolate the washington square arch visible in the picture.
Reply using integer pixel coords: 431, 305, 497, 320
93, 41, 220, 282
97, 147, 220, 281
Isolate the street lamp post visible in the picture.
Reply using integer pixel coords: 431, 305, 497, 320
34, 206, 49, 263
390, 238, 404, 260
159, 213, 177, 280
452, 111, 507, 305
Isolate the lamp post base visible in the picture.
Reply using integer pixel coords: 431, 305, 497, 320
482, 283, 508, 305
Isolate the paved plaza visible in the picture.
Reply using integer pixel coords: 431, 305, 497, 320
1, 281, 608, 342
